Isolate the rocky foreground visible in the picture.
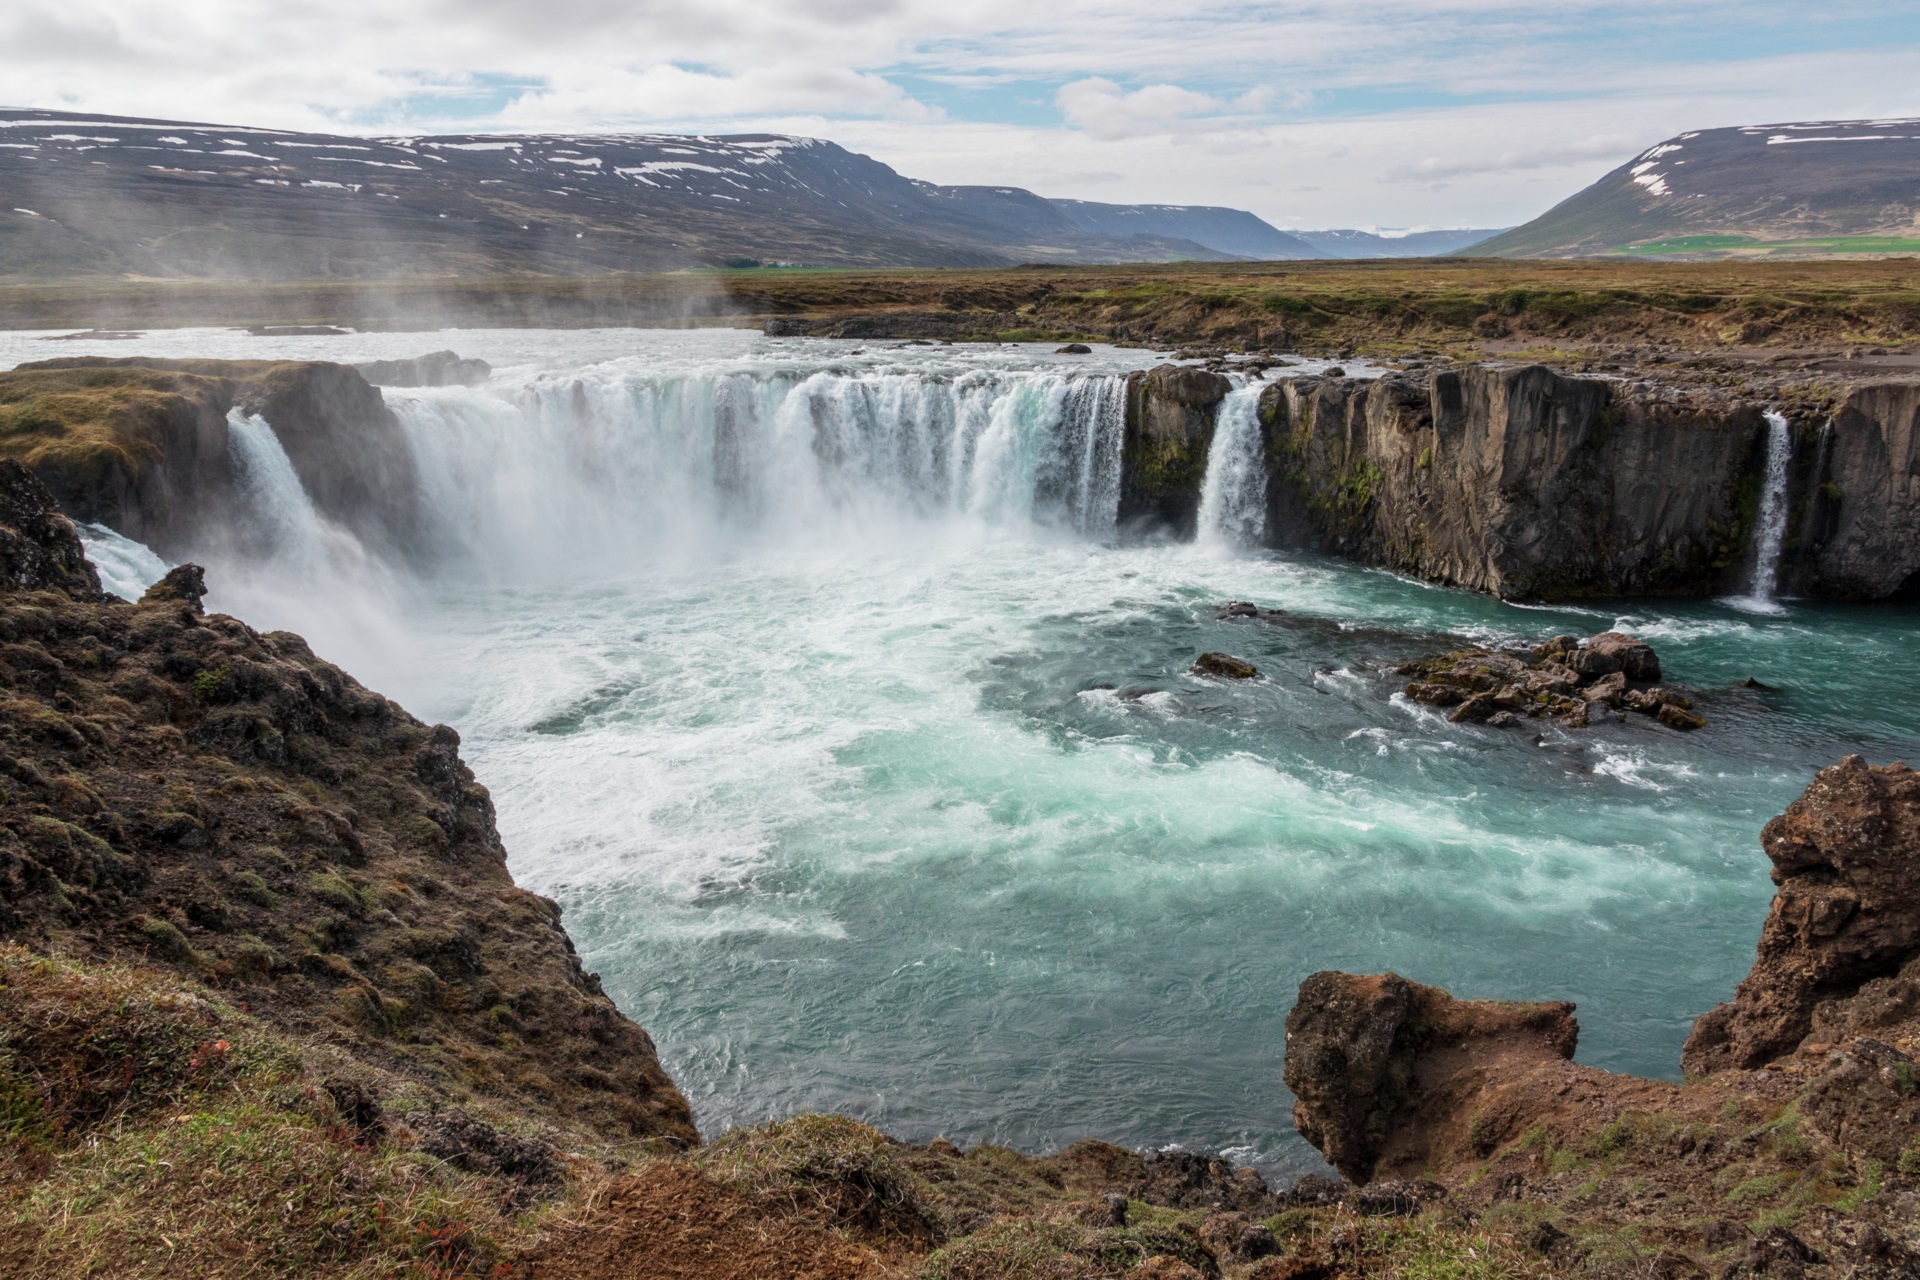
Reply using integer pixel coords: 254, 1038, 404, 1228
3, 453, 1920, 1279
1286, 754, 1920, 1279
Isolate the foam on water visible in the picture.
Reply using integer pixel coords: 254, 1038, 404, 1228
25, 328, 1920, 1175
78, 522, 170, 600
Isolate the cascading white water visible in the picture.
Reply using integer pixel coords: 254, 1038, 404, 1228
1195, 383, 1269, 549
388, 367, 1131, 577
78, 522, 169, 600
225, 408, 333, 568
1733, 409, 1793, 612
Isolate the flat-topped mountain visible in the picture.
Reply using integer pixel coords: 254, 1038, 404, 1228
1475, 117, 1920, 258
1049, 199, 1327, 259
0, 107, 1254, 278
1292, 227, 1508, 258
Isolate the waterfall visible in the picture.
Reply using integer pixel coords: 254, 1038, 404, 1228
1731, 409, 1792, 613
386, 367, 1131, 577
225, 408, 333, 568
1195, 384, 1269, 549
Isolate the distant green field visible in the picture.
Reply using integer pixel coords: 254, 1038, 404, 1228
1618, 234, 1920, 256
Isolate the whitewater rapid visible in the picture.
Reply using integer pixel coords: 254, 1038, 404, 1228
31, 328, 1920, 1173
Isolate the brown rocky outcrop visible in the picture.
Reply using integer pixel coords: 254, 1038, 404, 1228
1284, 753, 1920, 1274
1683, 755, 1920, 1075
1283, 971, 1588, 1182
0, 460, 101, 596
0, 464, 694, 1145
1119, 364, 1231, 536
1397, 630, 1699, 730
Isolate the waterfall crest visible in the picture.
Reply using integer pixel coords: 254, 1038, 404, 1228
389, 367, 1131, 576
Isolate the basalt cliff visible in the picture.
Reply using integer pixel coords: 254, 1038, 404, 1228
4, 354, 1919, 603
1125, 359, 1920, 601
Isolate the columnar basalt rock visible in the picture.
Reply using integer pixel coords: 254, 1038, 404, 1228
1256, 365, 1769, 600
1118, 364, 1231, 536
1788, 382, 1920, 598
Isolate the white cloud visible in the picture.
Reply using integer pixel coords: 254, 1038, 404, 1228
1055, 78, 1227, 140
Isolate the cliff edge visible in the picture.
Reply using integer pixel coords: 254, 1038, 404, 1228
1286, 756, 1920, 1276
0, 457, 693, 1148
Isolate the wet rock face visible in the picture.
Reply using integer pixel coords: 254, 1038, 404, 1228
1792, 382, 1920, 599
1283, 971, 1578, 1182
1119, 363, 1232, 537
0, 460, 101, 597
1684, 756, 1920, 1075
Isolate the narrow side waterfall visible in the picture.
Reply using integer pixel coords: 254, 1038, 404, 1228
225, 408, 335, 568
1195, 384, 1268, 549
1740, 409, 1793, 610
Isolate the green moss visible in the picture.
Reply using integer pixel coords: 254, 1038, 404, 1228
306, 872, 365, 917
229, 869, 280, 907
137, 915, 193, 962
190, 665, 235, 703
1835, 1159, 1883, 1212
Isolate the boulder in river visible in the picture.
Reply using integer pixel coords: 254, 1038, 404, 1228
1193, 652, 1258, 679
1398, 631, 1698, 730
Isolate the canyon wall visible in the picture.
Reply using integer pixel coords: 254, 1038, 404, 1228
0, 358, 419, 558
1258, 366, 1767, 599
1119, 359, 1920, 602
1788, 382, 1920, 598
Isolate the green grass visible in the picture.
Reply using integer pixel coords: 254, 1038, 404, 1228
1620, 234, 1920, 257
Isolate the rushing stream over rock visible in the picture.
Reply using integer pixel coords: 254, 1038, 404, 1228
11, 326, 1920, 1176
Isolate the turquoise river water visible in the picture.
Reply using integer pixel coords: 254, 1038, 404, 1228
8, 326, 1917, 1175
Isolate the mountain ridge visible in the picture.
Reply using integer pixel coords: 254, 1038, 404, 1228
0, 107, 1263, 278
1473, 117, 1920, 258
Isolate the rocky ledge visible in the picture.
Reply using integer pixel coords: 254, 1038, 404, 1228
0, 458, 694, 1148
1286, 754, 1920, 1277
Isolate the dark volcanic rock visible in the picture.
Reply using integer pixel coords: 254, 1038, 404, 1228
1193, 652, 1258, 679
355, 350, 491, 388
1120, 364, 1232, 536
1258, 365, 1767, 600
1684, 756, 1920, 1075
0, 460, 101, 597
1396, 631, 1691, 729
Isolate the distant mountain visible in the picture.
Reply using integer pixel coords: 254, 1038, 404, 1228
1291, 228, 1508, 258
0, 108, 1245, 279
1474, 118, 1920, 258
1047, 200, 1326, 260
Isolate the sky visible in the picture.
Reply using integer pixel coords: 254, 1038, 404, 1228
4, 1, 1919, 231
